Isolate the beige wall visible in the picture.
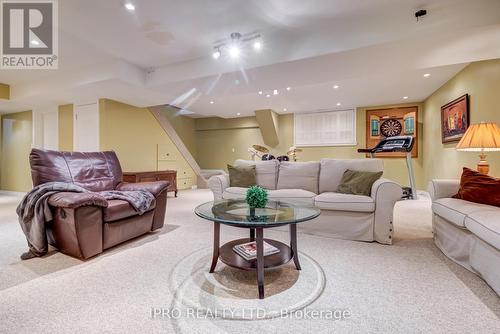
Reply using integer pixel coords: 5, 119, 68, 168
423, 59, 500, 184
1, 111, 33, 192
99, 99, 196, 189
58, 104, 73, 151
0, 84, 10, 100
195, 104, 423, 188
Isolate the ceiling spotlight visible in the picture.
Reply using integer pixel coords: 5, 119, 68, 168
423, 73, 431, 77
258, 91, 263, 95
283, 108, 287, 112
266, 94, 271, 98
30, 40, 40, 46
210, 101, 214, 104
286, 87, 291, 91
237, 112, 241, 116
336, 102, 341, 106
253, 41, 262, 51
124, 2, 135, 11
228, 45, 240, 59
212, 48, 221, 60
273, 89, 279, 95
403, 96, 409, 100
333, 85, 339, 89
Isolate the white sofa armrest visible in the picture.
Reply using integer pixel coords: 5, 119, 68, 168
428, 179, 460, 201
371, 178, 403, 245
208, 174, 230, 200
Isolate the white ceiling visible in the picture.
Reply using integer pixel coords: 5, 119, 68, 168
1, 0, 500, 117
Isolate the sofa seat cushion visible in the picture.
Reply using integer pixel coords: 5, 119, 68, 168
103, 199, 156, 222
465, 210, 500, 250
315, 192, 375, 212
222, 187, 316, 206
432, 198, 492, 228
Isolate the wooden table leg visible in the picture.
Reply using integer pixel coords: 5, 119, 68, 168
256, 228, 265, 299
249, 228, 255, 241
209, 222, 220, 273
290, 224, 301, 270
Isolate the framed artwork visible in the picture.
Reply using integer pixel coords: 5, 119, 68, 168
441, 94, 469, 143
365, 106, 418, 158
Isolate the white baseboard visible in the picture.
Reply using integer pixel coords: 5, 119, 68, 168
0, 190, 26, 196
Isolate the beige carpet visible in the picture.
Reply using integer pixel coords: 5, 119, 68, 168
0, 190, 499, 333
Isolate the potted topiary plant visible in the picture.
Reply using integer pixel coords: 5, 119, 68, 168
246, 186, 268, 216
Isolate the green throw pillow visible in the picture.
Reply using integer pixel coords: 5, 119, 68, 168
337, 169, 383, 196
227, 164, 257, 188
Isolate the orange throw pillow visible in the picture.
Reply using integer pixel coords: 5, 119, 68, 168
453, 167, 500, 207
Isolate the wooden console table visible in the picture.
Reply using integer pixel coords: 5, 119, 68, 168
123, 170, 178, 197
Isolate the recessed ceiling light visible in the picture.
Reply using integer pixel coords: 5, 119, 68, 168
209, 100, 214, 104
124, 2, 135, 11
237, 112, 241, 116
333, 85, 339, 89
30, 40, 40, 45
212, 49, 221, 59
253, 41, 262, 51
403, 96, 409, 100
228, 45, 240, 59
336, 102, 341, 106
283, 108, 287, 112
266, 94, 271, 98
258, 91, 263, 95
273, 89, 279, 95
286, 87, 291, 91
423, 73, 431, 77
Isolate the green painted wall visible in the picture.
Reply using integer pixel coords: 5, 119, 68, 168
161, 106, 198, 160
423, 59, 500, 184
58, 104, 73, 151
0, 84, 10, 100
1, 111, 33, 192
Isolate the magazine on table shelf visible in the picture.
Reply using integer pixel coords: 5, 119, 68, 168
233, 241, 280, 261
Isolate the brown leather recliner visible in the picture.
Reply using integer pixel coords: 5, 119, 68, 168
29, 149, 169, 259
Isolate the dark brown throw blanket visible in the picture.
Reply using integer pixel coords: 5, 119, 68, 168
17, 182, 154, 259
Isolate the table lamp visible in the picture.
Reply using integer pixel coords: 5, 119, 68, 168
456, 122, 500, 174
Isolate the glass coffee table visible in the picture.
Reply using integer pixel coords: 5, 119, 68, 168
194, 200, 320, 299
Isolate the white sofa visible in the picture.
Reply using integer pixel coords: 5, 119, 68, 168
429, 179, 500, 295
208, 159, 402, 244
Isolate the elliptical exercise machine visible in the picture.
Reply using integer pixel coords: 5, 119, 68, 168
357, 136, 417, 200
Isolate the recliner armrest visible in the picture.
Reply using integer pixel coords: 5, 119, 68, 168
116, 181, 169, 197
48, 192, 108, 209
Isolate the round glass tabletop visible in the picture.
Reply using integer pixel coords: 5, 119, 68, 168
194, 200, 321, 227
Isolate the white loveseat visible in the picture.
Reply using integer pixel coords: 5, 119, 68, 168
429, 179, 500, 295
208, 159, 402, 244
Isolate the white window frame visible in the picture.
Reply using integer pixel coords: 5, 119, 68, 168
293, 109, 357, 147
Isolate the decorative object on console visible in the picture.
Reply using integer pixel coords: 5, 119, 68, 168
123, 170, 178, 197
452, 167, 500, 207
441, 94, 469, 143
227, 165, 257, 188
365, 106, 418, 158
455, 122, 500, 174
246, 186, 268, 210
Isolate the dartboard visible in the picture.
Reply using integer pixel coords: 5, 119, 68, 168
380, 119, 402, 137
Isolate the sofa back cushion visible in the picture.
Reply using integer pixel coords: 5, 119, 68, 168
277, 161, 320, 194
234, 159, 279, 190
319, 158, 383, 193
30, 148, 123, 192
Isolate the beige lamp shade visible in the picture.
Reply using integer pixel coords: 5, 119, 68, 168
456, 122, 500, 151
